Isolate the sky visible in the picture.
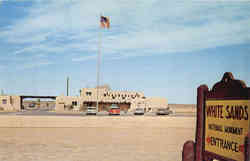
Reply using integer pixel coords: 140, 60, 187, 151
0, 0, 249, 104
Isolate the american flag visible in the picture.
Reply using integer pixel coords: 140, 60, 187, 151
100, 16, 110, 29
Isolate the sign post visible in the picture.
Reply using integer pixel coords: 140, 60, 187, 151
182, 72, 250, 161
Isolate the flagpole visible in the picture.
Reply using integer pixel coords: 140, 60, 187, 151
96, 22, 102, 112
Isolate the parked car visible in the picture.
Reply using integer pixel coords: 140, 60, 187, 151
109, 104, 120, 115
134, 108, 144, 115
29, 103, 36, 108
156, 107, 171, 115
86, 106, 97, 115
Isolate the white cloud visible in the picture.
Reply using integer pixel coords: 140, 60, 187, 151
72, 55, 96, 62
20, 60, 52, 70
101, 18, 250, 57
0, 0, 250, 64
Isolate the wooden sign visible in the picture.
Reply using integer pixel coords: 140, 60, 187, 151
205, 100, 249, 161
182, 72, 250, 161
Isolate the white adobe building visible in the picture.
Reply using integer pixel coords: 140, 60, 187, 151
0, 95, 21, 111
55, 87, 168, 112
0, 87, 168, 112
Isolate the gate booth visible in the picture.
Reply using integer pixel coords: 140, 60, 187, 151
182, 72, 250, 161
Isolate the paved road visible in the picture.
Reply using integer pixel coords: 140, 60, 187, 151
0, 108, 194, 117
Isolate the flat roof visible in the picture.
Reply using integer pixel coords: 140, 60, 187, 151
20, 96, 57, 99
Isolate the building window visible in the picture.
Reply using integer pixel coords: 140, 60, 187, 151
2, 99, 7, 104
72, 101, 77, 106
86, 92, 92, 96
104, 93, 106, 97
84, 102, 92, 106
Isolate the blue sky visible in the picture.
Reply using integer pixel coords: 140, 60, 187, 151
0, 0, 249, 104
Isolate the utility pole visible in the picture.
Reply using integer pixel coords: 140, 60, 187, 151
79, 89, 82, 97
67, 76, 69, 96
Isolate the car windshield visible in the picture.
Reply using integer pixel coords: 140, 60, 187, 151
110, 104, 119, 109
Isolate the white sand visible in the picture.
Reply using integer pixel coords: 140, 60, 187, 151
0, 116, 196, 161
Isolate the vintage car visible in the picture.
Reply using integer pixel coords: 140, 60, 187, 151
29, 103, 36, 108
134, 108, 145, 115
109, 104, 120, 115
86, 106, 97, 115
156, 107, 171, 115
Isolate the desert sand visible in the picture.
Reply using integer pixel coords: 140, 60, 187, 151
0, 116, 196, 161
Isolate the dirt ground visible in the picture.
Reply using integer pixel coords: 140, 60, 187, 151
0, 116, 196, 161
